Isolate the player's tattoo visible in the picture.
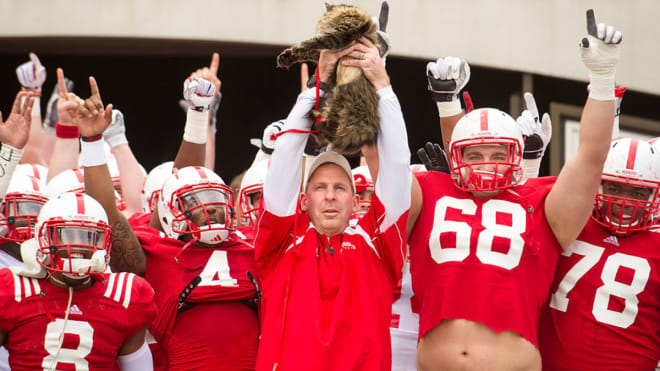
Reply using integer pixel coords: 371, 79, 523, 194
109, 216, 146, 275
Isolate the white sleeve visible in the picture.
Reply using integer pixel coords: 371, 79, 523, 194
118, 342, 153, 371
263, 88, 320, 216
0, 144, 23, 199
374, 86, 412, 228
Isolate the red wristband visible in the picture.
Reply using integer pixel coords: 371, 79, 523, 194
56, 123, 80, 138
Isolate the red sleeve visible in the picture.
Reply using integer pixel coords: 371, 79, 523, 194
0, 269, 15, 332
358, 195, 408, 286
126, 275, 157, 337
254, 210, 298, 276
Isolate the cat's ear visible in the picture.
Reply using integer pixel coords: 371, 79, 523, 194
325, 3, 334, 11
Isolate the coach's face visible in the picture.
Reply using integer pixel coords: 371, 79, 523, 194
301, 164, 359, 237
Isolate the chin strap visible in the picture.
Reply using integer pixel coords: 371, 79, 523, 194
46, 286, 74, 371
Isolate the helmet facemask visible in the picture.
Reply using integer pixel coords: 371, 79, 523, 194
450, 139, 522, 192
593, 176, 660, 236
238, 184, 262, 227
38, 219, 112, 278
1, 193, 48, 241
168, 184, 236, 245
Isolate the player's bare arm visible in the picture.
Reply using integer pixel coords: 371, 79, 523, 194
149, 56, 219, 230
173, 53, 220, 169
73, 76, 146, 275
545, 9, 621, 249
46, 68, 84, 182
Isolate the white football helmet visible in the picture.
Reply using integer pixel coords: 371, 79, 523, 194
45, 168, 85, 199
352, 166, 373, 215
35, 192, 112, 277
14, 163, 48, 182
158, 166, 236, 244
141, 161, 174, 213
449, 108, 523, 192
0, 174, 48, 241
239, 160, 269, 227
46, 168, 124, 209
593, 138, 660, 236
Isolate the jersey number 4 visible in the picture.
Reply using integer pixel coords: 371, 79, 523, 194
429, 197, 526, 270
550, 240, 650, 328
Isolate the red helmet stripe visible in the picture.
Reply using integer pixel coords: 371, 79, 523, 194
30, 165, 39, 178
194, 166, 207, 179
73, 169, 84, 183
626, 138, 639, 170
75, 193, 85, 214
480, 110, 489, 131
30, 177, 40, 191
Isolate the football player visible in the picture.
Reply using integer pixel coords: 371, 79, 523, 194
539, 139, 660, 370
75, 58, 260, 370
0, 192, 156, 370
408, 9, 622, 370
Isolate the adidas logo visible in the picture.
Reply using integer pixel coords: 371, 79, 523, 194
603, 235, 620, 247
68, 304, 83, 315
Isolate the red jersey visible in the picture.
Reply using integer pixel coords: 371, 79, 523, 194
254, 196, 407, 371
129, 214, 259, 371
408, 172, 560, 347
0, 269, 155, 371
540, 219, 660, 370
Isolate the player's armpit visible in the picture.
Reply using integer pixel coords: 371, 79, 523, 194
0, 327, 6, 346
118, 327, 148, 356
407, 175, 422, 237
110, 216, 147, 276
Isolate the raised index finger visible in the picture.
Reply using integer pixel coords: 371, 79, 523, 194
378, 1, 389, 32
586, 9, 597, 37
29, 52, 43, 69
57, 68, 69, 99
523, 92, 539, 121
89, 76, 102, 101
11, 91, 26, 114
209, 53, 220, 76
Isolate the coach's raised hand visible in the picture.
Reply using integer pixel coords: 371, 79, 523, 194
580, 9, 622, 101
73, 76, 113, 137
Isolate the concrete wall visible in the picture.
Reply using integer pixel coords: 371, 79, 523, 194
1, 0, 658, 94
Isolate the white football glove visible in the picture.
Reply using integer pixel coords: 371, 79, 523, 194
261, 120, 285, 154
372, 1, 391, 62
183, 77, 216, 110
579, 9, 621, 100
16, 52, 47, 91
103, 109, 127, 148
426, 56, 470, 102
516, 93, 552, 159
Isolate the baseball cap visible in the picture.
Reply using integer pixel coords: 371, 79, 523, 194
304, 151, 356, 193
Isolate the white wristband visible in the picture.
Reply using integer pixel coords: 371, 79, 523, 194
588, 73, 615, 101
521, 157, 542, 181
436, 100, 462, 117
80, 138, 108, 167
183, 109, 209, 144
0, 144, 24, 198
